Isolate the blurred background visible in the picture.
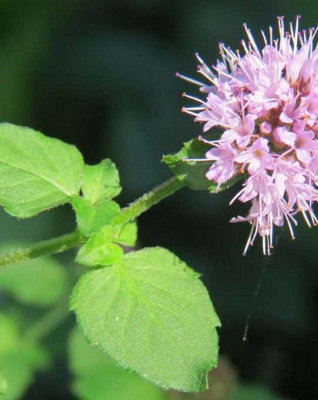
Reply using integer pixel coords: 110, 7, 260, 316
0, 1, 318, 399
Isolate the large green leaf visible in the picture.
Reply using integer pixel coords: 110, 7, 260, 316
69, 328, 164, 400
0, 123, 84, 218
81, 159, 121, 204
0, 252, 68, 307
162, 138, 242, 192
70, 247, 220, 392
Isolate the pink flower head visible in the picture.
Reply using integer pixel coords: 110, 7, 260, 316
178, 16, 318, 255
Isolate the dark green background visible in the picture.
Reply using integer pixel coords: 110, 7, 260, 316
0, 1, 317, 399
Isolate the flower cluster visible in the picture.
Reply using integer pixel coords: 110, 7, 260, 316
179, 17, 318, 255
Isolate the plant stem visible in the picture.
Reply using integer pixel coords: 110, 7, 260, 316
25, 299, 69, 342
112, 176, 184, 226
0, 230, 84, 268
0, 176, 184, 268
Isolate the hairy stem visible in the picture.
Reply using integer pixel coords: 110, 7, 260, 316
0, 176, 184, 268
112, 176, 184, 225
0, 230, 84, 268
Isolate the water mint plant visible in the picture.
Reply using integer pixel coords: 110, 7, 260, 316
0, 123, 220, 395
0, 15, 316, 400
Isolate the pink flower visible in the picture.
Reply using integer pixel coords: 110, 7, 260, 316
205, 143, 238, 186
178, 16, 318, 254
194, 93, 240, 131
235, 138, 274, 174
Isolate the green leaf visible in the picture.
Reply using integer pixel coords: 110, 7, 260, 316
76, 226, 123, 267
70, 247, 220, 392
69, 328, 165, 400
162, 138, 243, 193
72, 196, 121, 237
0, 370, 8, 395
75, 222, 137, 267
0, 123, 84, 218
0, 344, 48, 400
81, 159, 121, 204
0, 313, 48, 400
0, 250, 68, 307
114, 222, 138, 247
0, 315, 20, 354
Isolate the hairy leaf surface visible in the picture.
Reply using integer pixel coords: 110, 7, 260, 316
71, 247, 220, 392
72, 197, 121, 237
75, 225, 123, 267
69, 328, 164, 400
0, 123, 84, 217
81, 159, 121, 204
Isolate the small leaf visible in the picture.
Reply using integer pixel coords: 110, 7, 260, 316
76, 226, 123, 267
113, 222, 138, 247
69, 328, 164, 400
0, 123, 84, 218
0, 248, 68, 307
75, 222, 137, 267
0, 313, 48, 400
82, 159, 121, 204
162, 138, 242, 193
70, 247, 220, 392
72, 196, 121, 237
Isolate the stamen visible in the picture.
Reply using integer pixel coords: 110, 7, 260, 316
261, 30, 268, 45
293, 15, 301, 53
220, 44, 239, 63
269, 26, 273, 46
309, 209, 318, 225
243, 23, 261, 56
212, 65, 237, 81
301, 209, 312, 227
198, 134, 231, 145
243, 221, 256, 255
229, 185, 247, 205
182, 92, 204, 104
262, 235, 266, 255
183, 106, 206, 111
241, 39, 250, 54
197, 67, 218, 85
284, 214, 296, 240
182, 157, 211, 162
195, 53, 215, 77
176, 73, 204, 87
181, 108, 199, 117
277, 16, 285, 48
